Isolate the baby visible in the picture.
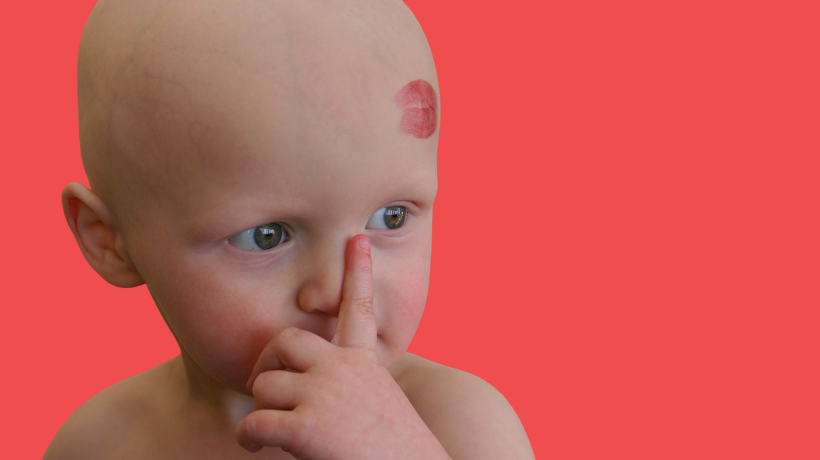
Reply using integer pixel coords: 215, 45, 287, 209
46, 0, 534, 459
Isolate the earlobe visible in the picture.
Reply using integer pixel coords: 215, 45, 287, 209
61, 182, 145, 288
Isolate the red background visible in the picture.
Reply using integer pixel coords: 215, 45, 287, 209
3, 0, 819, 458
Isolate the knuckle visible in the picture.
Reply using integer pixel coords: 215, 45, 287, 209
241, 411, 257, 441
251, 373, 266, 395
337, 350, 369, 370
291, 410, 316, 454
251, 371, 274, 400
277, 326, 300, 343
353, 297, 375, 317
362, 348, 378, 363
337, 352, 357, 366
357, 257, 372, 273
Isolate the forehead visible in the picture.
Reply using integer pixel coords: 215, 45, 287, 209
175, 86, 438, 242
151, 69, 438, 239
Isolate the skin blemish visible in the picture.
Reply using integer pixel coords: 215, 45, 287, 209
395, 79, 437, 139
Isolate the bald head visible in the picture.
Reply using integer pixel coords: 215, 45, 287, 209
78, 0, 438, 232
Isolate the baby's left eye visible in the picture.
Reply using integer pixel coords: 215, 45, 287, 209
365, 206, 406, 230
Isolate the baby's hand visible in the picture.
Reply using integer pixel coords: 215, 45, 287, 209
237, 235, 451, 460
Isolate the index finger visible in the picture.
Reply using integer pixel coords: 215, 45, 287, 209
330, 234, 377, 352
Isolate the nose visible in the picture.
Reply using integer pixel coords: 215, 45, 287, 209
296, 242, 346, 317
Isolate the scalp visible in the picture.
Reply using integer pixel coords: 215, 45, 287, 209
77, 0, 436, 233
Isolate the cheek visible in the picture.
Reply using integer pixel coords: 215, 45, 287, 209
374, 255, 431, 367
146, 259, 293, 393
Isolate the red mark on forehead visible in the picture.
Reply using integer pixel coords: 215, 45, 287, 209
395, 79, 438, 139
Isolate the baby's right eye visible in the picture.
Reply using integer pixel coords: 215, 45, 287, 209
228, 223, 289, 251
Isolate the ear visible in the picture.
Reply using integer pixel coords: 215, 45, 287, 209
61, 182, 145, 288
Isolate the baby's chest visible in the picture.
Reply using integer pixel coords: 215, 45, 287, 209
110, 424, 299, 460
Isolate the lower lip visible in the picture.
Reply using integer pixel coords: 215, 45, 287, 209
395, 79, 438, 139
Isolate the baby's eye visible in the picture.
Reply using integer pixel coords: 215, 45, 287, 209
228, 222, 289, 251
365, 206, 407, 230
227, 207, 406, 252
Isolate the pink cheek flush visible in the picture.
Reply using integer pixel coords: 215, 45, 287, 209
395, 79, 438, 139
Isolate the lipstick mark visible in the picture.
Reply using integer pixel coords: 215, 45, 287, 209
395, 79, 437, 139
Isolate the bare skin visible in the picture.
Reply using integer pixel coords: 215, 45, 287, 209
46, 0, 534, 458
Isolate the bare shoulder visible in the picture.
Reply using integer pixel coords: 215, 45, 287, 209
394, 353, 536, 460
43, 359, 174, 460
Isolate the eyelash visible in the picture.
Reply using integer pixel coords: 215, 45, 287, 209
227, 205, 409, 252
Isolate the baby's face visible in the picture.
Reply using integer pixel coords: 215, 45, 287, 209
98, 0, 439, 395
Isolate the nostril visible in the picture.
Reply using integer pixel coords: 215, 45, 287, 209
297, 285, 343, 316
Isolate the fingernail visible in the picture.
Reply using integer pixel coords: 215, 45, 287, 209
358, 236, 371, 255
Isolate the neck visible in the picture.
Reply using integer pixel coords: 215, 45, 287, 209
175, 349, 257, 431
